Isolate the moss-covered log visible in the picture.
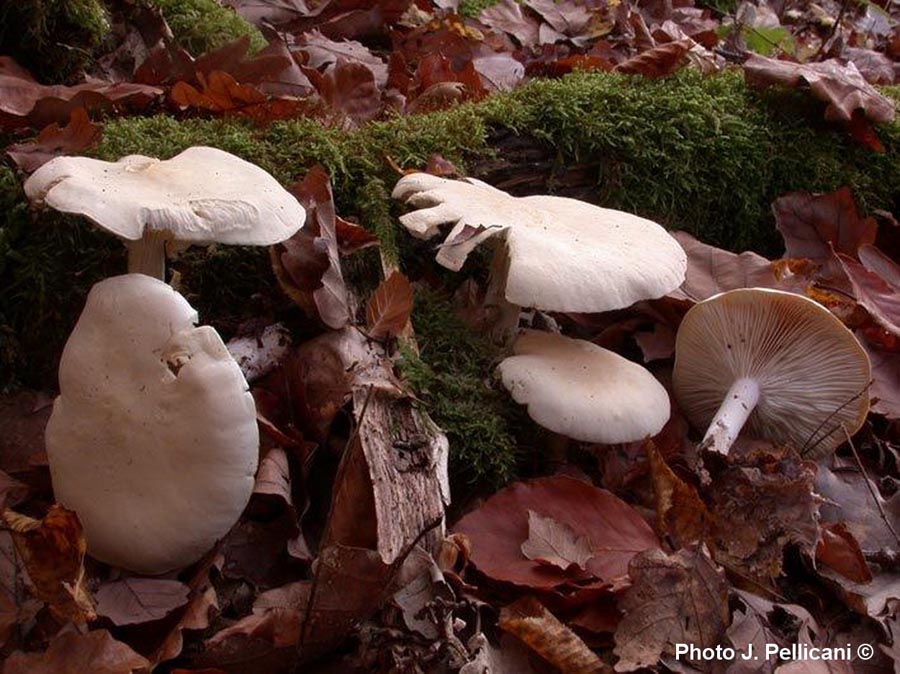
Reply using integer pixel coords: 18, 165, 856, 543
3, 69, 900, 397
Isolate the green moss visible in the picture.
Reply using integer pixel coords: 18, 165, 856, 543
0, 0, 109, 82
458, 0, 498, 18
398, 288, 523, 489
151, 0, 266, 55
5, 69, 900, 390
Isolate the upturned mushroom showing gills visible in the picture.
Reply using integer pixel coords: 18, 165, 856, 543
498, 330, 670, 443
24, 146, 306, 279
392, 173, 686, 338
673, 288, 871, 459
45, 274, 259, 574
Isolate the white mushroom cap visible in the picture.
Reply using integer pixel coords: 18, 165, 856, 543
497, 330, 671, 443
24, 147, 305, 278
673, 288, 871, 459
45, 274, 259, 574
392, 173, 686, 313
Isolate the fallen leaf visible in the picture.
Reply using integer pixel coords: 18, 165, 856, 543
613, 547, 729, 672
307, 59, 383, 125
3, 629, 148, 674
452, 475, 659, 591
708, 456, 820, 585
615, 39, 692, 77
170, 71, 267, 112
272, 165, 349, 329
6, 108, 102, 173
521, 509, 594, 572
3, 504, 95, 623
0, 531, 40, 649
864, 342, 900, 419
335, 216, 379, 255
670, 231, 812, 301
816, 522, 872, 583
773, 188, 878, 262
633, 323, 676, 362
744, 55, 895, 124
294, 29, 388, 87
646, 440, 708, 547
0, 57, 161, 130
500, 595, 609, 673
150, 585, 219, 666
479, 0, 541, 49
0, 392, 53, 475
96, 578, 190, 626
838, 253, 900, 337
366, 271, 413, 340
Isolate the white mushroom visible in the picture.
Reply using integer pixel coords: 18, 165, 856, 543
45, 274, 259, 574
673, 288, 871, 458
24, 146, 306, 279
392, 173, 686, 337
497, 330, 670, 443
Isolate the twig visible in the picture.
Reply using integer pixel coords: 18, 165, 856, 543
814, 0, 851, 60
841, 423, 900, 548
798, 382, 870, 457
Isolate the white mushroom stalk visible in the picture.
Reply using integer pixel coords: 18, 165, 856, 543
24, 147, 306, 280
46, 274, 259, 574
392, 173, 687, 340
673, 288, 871, 459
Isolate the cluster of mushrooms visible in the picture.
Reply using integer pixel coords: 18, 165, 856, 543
25, 150, 871, 576
391, 173, 872, 458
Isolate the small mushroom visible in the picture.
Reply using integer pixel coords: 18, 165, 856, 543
497, 330, 670, 444
392, 173, 686, 338
24, 146, 306, 279
673, 288, 871, 458
46, 274, 259, 574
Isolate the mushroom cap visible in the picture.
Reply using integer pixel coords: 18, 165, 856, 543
392, 173, 686, 313
497, 330, 671, 443
24, 146, 305, 245
45, 274, 259, 574
673, 288, 871, 458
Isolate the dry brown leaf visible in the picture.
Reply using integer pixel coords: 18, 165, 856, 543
615, 39, 692, 77
272, 165, 349, 329
838, 252, 900, 337
0, 57, 161, 130
170, 70, 266, 112
773, 188, 878, 263
521, 509, 594, 572
453, 475, 659, 592
500, 595, 610, 674
3, 504, 95, 623
613, 547, 728, 672
366, 270, 413, 340
96, 577, 190, 626
670, 231, 812, 302
708, 456, 819, 585
744, 55, 895, 124
816, 522, 873, 584
646, 440, 708, 547
3, 629, 148, 674
335, 216, 379, 255
6, 107, 102, 173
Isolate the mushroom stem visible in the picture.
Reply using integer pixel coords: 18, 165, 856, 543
701, 377, 760, 455
126, 230, 168, 280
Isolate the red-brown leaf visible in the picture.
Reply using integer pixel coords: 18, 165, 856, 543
366, 271, 413, 340
96, 578, 190, 626
3, 630, 148, 674
744, 55, 895, 125
615, 39, 692, 78
816, 522, 873, 583
838, 252, 900, 337
6, 108, 102, 173
335, 216, 379, 255
452, 476, 659, 591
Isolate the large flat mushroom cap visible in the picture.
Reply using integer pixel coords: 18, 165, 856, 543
673, 288, 871, 458
392, 173, 686, 313
45, 274, 259, 574
497, 330, 670, 443
24, 146, 305, 244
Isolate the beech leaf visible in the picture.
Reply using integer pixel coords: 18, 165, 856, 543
96, 578, 190, 626
521, 509, 594, 571
366, 271, 413, 340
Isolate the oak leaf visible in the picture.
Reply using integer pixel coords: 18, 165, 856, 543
6, 108, 102, 173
